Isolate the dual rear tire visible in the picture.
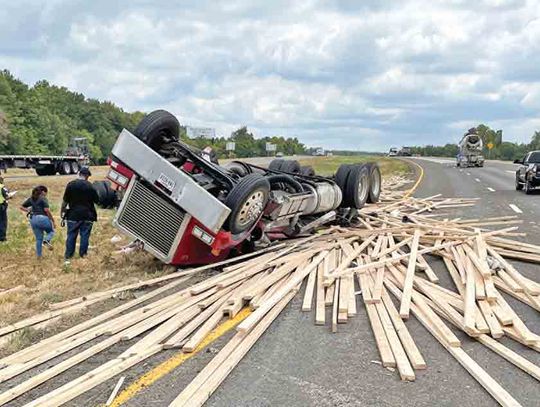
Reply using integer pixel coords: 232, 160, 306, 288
336, 162, 381, 209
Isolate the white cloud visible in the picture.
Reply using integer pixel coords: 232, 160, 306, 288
1, 0, 540, 150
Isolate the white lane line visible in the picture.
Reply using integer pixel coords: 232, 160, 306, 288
506, 170, 515, 174
475, 178, 481, 182
487, 187, 495, 192
509, 204, 523, 214
466, 172, 471, 176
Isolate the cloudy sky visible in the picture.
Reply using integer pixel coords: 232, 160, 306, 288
1, 0, 540, 151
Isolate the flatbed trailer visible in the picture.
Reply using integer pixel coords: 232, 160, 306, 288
0, 154, 88, 176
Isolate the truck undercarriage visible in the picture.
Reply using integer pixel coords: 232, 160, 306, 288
105, 110, 382, 266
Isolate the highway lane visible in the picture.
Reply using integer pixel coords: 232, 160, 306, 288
117, 158, 540, 407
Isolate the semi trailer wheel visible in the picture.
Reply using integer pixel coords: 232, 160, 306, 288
224, 174, 270, 234
45, 165, 56, 175
93, 180, 117, 208
133, 110, 180, 151
344, 164, 370, 209
71, 161, 80, 174
35, 167, 47, 176
60, 161, 72, 175
268, 159, 284, 171
367, 163, 382, 203
299, 165, 315, 176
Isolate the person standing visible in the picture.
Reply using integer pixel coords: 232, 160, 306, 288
20, 186, 56, 257
0, 176, 10, 241
61, 166, 99, 262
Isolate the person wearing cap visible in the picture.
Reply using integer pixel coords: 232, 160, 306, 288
0, 176, 10, 241
61, 166, 99, 262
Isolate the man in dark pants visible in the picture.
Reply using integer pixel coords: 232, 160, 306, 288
0, 176, 10, 241
61, 167, 99, 263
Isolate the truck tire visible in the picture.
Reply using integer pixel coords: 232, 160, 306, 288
71, 161, 79, 174
45, 165, 56, 175
224, 174, 270, 234
299, 165, 315, 176
93, 180, 117, 208
344, 164, 370, 209
515, 174, 523, 190
335, 164, 353, 207
133, 110, 180, 151
367, 163, 382, 203
268, 159, 284, 171
35, 167, 47, 176
60, 161, 72, 175
280, 160, 301, 174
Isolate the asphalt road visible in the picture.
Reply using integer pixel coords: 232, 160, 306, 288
4, 157, 540, 406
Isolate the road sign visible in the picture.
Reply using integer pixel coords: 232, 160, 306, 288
487, 142, 494, 150
226, 142, 235, 151
265, 143, 276, 152
186, 126, 216, 139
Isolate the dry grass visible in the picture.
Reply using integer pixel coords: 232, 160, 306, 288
0, 166, 171, 326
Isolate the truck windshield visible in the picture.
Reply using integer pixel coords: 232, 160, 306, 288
528, 152, 540, 163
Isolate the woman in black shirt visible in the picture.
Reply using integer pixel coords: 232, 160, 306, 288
20, 186, 56, 258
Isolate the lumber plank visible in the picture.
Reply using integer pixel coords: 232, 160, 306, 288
400, 229, 421, 319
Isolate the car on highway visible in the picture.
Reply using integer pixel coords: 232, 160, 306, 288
514, 150, 540, 194
388, 147, 398, 156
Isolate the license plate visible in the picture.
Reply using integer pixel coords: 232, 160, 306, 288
157, 173, 175, 191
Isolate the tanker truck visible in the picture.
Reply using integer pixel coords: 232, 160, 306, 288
457, 128, 484, 168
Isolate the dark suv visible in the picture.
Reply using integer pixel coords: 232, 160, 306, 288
515, 151, 540, 194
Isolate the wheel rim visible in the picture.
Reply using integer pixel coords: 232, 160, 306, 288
64, 162, 70, 173
358, 174, 369, 203
371, 171, 381, 197
236, 190, 265, 227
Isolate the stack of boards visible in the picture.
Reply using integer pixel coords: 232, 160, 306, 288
0, 176, 539, 407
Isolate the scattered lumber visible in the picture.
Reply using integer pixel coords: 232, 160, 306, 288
0, 181, 539, 407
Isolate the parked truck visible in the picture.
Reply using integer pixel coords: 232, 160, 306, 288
105, 110, 382, 266
457, 128, 484, 167
0, 138, 90, 176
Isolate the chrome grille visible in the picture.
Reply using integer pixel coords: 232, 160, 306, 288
117, 180, 185, 258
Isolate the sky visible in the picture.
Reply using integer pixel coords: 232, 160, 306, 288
1, 0, 540, 151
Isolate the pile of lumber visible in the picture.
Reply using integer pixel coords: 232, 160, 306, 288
0, 193, 539, 406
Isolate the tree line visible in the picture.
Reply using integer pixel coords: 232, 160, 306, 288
410, 124, 540, 161
0, 70, 306, 163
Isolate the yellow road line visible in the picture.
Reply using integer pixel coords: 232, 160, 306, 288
108, 308, 252, 406
402, 159, 424, 199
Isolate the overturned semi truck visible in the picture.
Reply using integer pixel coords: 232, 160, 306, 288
457, 128, 484, 168
103, 110, 382, 266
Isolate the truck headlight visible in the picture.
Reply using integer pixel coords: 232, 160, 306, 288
107, 169, 129, 187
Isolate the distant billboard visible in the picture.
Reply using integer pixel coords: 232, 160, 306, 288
186, 126, 216, 139
265, 142, 277, 152
226, 142, 236, 151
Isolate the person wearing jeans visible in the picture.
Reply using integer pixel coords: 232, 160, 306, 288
20, 186, 56, 258
61, 166, 99, 262
65, 220, 93, 259
30, 214, 55, 257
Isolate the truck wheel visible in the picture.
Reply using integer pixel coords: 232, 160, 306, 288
299, 166, 315, 176
335, 164, 353, 207
268, 159, 284, 171
344, 164, 370, 209
515, 175, 523, 190
367, 163, 382, 203
224, 174, 270, 234
60, 161, 72, 175
71, 161, 79, 174
93, 180, 117, 208
280, 160, 301, 174
35, 167, 47, 176
133, 110, 180, 151
46, 165, 56, 175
